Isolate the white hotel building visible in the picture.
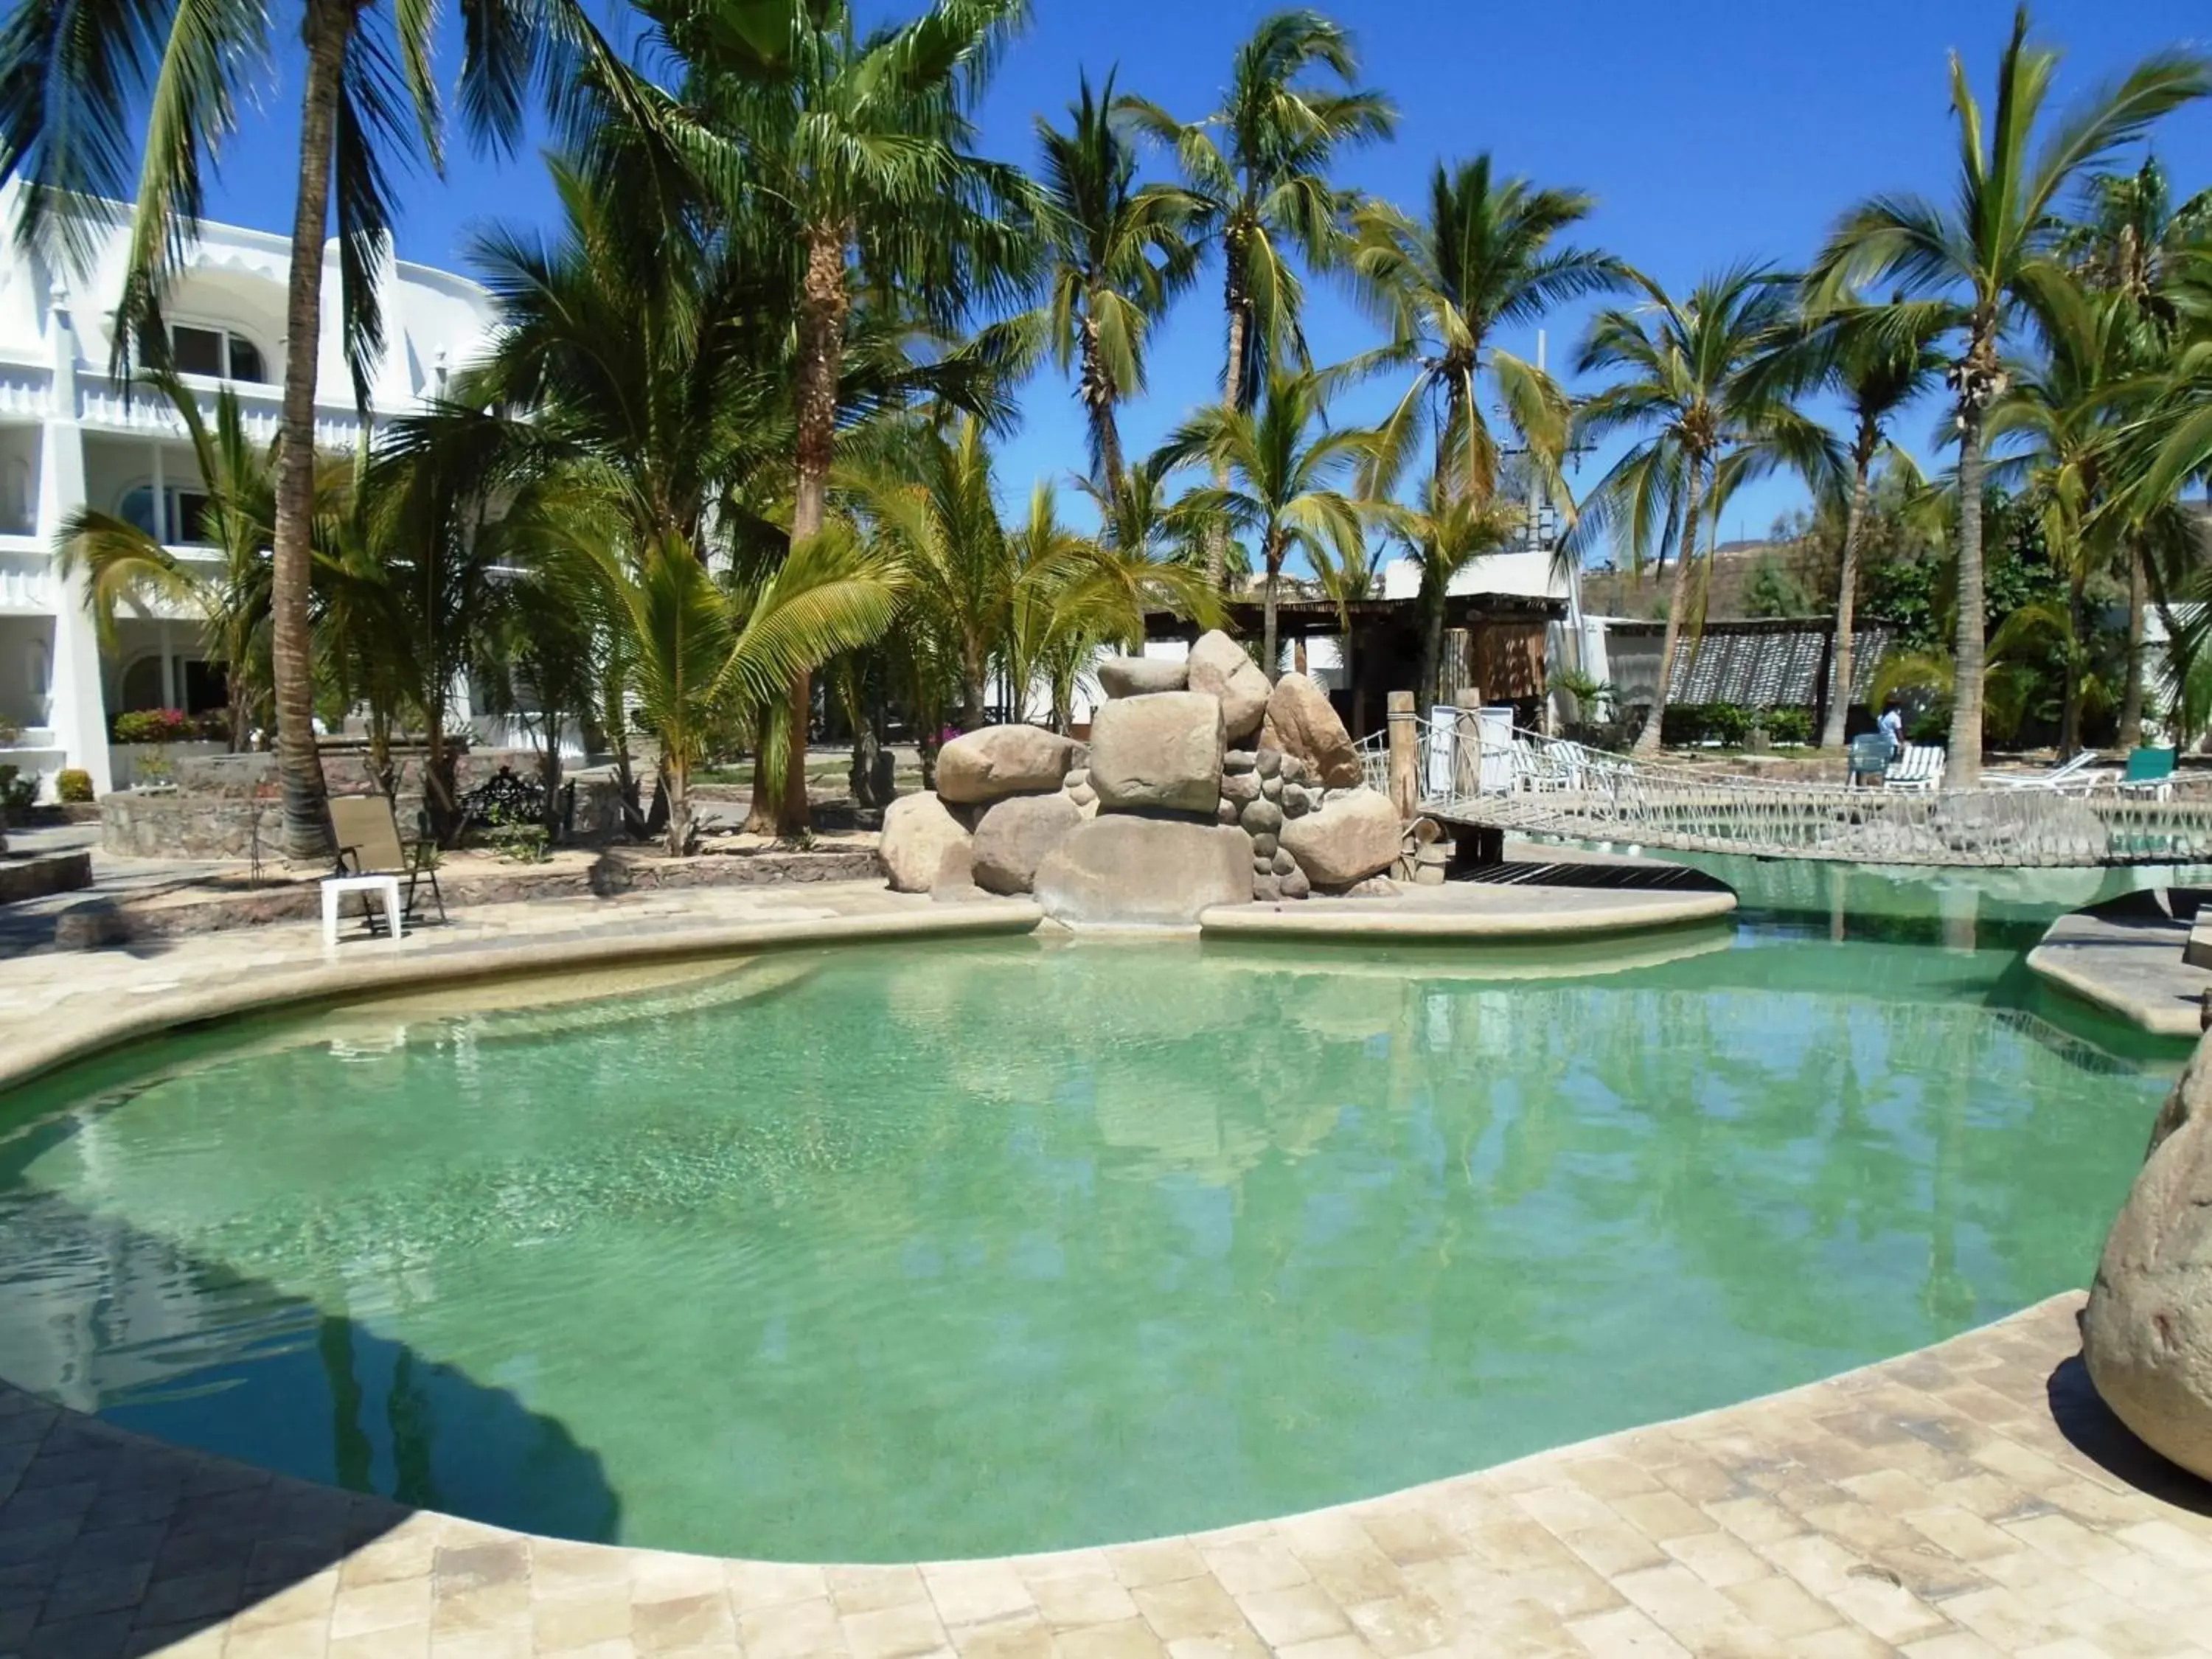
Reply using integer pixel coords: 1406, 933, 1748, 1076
0, 187, 497, 797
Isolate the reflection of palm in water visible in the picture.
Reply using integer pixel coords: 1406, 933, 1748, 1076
0, 936, 2168, 1559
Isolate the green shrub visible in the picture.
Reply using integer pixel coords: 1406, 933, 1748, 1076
1907, 706, 1950, 745
56, 768, 94, 804
112, 708, 225, 744
1762, 707, 1815, 745
1706, 703, 1755, 746
0, 714, 21, 748
484, 824, 550, 863
0, 765, 36, 821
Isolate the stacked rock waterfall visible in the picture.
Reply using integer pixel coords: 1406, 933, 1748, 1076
878, 630, 1410, 922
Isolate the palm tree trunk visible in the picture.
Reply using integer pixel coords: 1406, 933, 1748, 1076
2060, 566, 2087, 756
961, 641, 986, 731
271, 0, 350, 863
663, 759, 690, 857
1081, 313, 1125, 484
779, 223, 849, 834
1820, 440, 1874, 751
1262, 546, 1281, 687
1417, 577, 1444, 716
1634, 458, 1705, 757
1951, 399, 1988, 787
1207, 262, 1249, 592
2121, 541, 2147, 751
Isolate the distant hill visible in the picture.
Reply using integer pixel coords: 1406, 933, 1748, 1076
1582, 538, 1834, 621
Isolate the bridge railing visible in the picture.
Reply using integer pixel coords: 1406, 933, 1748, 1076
1353, 715, 2212, 869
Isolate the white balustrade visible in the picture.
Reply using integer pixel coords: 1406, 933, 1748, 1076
0, 549, 53, 611
75, 374, 366, 450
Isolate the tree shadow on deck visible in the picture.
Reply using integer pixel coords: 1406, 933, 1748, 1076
0, 1176, 619, 1659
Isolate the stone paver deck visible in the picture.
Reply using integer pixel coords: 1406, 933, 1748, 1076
1, 1295, 2209, 1658
2027, 894, 2211, 1037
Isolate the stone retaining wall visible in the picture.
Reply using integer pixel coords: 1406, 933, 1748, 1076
53, 844, 882, 948
0, 851, 92, 905
100, 751, 623, 859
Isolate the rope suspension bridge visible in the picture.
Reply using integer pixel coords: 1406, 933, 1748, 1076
1356, 715, 2212, 870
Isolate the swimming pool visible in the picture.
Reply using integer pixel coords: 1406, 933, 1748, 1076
0, 867, 2183, 1560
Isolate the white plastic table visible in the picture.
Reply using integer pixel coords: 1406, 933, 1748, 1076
321, 874, 403, 946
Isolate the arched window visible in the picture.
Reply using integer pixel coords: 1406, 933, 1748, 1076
167, 323, 268, 383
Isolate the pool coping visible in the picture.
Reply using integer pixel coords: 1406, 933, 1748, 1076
0, 897, 1045, 1095
1197, 887, 1737, 939
2025, 904, 2210, 1037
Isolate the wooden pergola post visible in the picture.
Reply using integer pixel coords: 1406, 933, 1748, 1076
1387, 691, 1418, 818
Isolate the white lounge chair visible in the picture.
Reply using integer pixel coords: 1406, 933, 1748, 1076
1884, 743, 1946, 793
1992, 751, 2109, 793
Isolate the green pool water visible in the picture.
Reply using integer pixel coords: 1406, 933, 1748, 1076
0, 863, 2190, 1561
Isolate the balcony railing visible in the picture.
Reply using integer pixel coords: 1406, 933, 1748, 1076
76, 373, 366, 451
0, 544, 54, 611
0, 361, 52, 420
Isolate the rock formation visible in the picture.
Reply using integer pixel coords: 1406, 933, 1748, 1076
1260, 672, 1363, 789
971, 792, 1084, 896
1096, 655, 1188, 698
2083, 1040, 2212, 1482
1033, 816, 1254, 926
1281, 789, 1402, 888
881, 635, 1412, 919
1088, 691, 1225, 816
1186, 630, 1270, 742
880, 792, 973, 893
936, 725, 1082, 804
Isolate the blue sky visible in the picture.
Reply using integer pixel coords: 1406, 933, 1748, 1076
192, 0, 2212, 566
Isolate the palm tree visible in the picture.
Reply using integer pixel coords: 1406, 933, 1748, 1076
55, 374, 319, 748
1986, 279, 2133, 754
1352, 156, 1624, 507
1371, 473, 1522, 715
846, 417, 1014, 732
1808, 7, 2207, 784
1032, 72, 1201, 484
577, 524, 903, 855
643, 0, 1043, 831
2062, 156, 2212, 321
1747, 295, 1950, 748
0, 0, 604, 860
1575, 265, 1838, 756
2063, 159, 2212, 744
1160, 367, 1370, 682
1124, 9, 1393, 585
851, 421, 1214, 732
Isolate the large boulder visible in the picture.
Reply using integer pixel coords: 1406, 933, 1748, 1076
1281, 787, 1402, 888
1034, 816, 1254, 926
1097, 656, 1189, 698
937, 725, 1082, 805
2083, 1040, 2212, 1482
881, 792, 973, 893
971, 791, 1083, 895
1186, 630, 1270, 742
1088, 691, 1225, 817
1261, 672, 1363, 789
